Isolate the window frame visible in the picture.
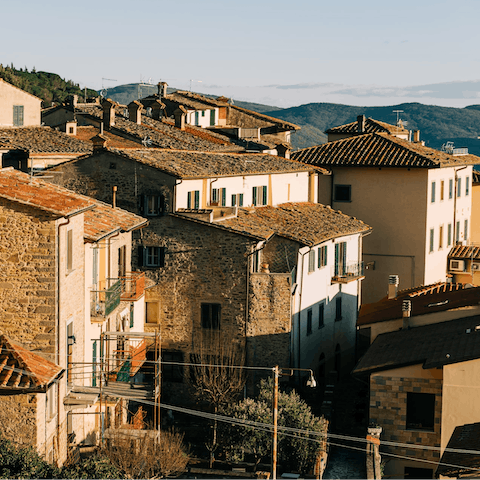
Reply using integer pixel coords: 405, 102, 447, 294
66, 229, 73, 273
201, 303, 221, 330
440, 180, 445, 201
308, 250, 315, 273
447, 223, 452, 246
439, 225, 444, 250
13, 105, 24, 126
252, 186, 268, 206
449, 178, 453, 199
466, 176, 470, 196
334, 184, 352, 202
318, 245, 327, 268
318, 303, 325, 329
429, 228, 434, 253
457, 177, 462, 198
306, 308, 313, 336
187, 190, 200, 209
406, 392, 435, 431
431, 181, 436, 203
140, 246, 165, 268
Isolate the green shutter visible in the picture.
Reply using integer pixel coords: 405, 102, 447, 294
210, 109, 215, 126
262, 186, 267, 205
252, 187, 257, 206
194, 191, 200, 209
92, 341, 97, 387
187, 191, 192, 209
239, 194, 244, 207
231, 194, 236, 206
221, 188, 226, 207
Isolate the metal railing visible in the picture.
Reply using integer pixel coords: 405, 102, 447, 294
332, 261, 364, 283
119, 272, 145, 301
91, 280, 121, 318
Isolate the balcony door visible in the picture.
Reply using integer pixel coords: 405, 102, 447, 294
334, 242, 347, 276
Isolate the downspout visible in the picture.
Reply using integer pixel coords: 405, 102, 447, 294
56, 217, 70, 465
296, 247, 310, 377
174, 179, 182, 212
330, 170, 335, 206
210, 177, 218, 206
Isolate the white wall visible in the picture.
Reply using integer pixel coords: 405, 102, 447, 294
186, 108, 218, 128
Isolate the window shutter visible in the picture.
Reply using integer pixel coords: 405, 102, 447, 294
187, 191, 192, 209
160, 247, 165, 267
138, 245, 145, 267
194, 191, 200, 209
231, 194, 236, 206
157, 195, 163, 214
138, 195, 145, 215
342, 243, 346, 273
262, 186, 267, 205
221, 188, 226, 207
239, 194, 244, 207
252, 187, 257, 206
334, 244, 339, 276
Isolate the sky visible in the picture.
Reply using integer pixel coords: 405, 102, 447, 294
2, 0, 480, 108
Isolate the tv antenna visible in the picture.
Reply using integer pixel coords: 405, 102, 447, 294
101, 77, 117, 98
393, 110, 404, 127
142, 136, 153, 147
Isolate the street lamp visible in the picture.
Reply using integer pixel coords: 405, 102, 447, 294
271, 366, 317, 480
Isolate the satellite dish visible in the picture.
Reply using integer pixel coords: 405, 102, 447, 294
142, 136, 152, 147
100, 89, 107, 98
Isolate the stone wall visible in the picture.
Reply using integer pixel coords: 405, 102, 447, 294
0, 200, 57, 356
261, 236, 298, 274
369, 374, 442, 464
0, 393, 37, 447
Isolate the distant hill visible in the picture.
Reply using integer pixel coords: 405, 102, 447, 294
0, 64, 97, 107
264, 102, 480, 156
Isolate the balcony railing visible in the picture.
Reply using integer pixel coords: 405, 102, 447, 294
91, 280, 121, 319
119, 272, 145, 301
332, 261, 364, 283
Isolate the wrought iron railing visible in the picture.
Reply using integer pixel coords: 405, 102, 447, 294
90, 280, 121, 318
119, 272, 145, 301
332, 261, 364, 282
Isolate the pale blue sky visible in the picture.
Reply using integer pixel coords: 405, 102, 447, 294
2, 0, 479, 107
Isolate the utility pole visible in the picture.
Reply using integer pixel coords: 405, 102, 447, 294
272, 365, 279, 480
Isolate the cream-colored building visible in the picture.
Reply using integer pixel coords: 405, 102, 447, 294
0, 167, 147, 464
353, 316, 480, 479
293, 123, 479, 303
0, 78, 42, 126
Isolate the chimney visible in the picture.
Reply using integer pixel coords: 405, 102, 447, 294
91, 133, 108, 151
101, 98, 116, 129
128, 100, 142, 125
387, 274, 399, 299
112, 185, 117, 208
413, 130, 420, 143
151, 100, 166, 120
67, 94, 78, 108
402, 299, 412, 329
174, 106, 187, 131
158, 82, 168, 99
276, 143, 291, 159
357, 115, 366, 133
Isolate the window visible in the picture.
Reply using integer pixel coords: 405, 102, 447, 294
92, 341, 97, 387
334, 242, 347, 276
194, 111, 199, 125
252, 186, 268, 206
231, 194, 244, 207
251, 250, 260, 273
66, 321, 74, 385
429, 228, 434, 253
457, 177, 462, 197
139, 246, 165, 268
308, 250, 315, 273
406, 392, 435, 431
318, 245, 327, 268
465, 219, 469, 241
449, 178, 453, 199
447, 223, 452, 246
334, 185, 351, 202
162, 351, 184, 382
66, 229, 73, 272
140, 194, 164, 216
210, 109, 215, 126
201, 110, 205, 117
306, 309, 312, 335
431, 181, 436, 203
146, 301, 159, 324
212, 188, 226, 206
129, 304, 134, 328
466, 176, 470, 196
187, 190, 200, 209
201, 303, 221, 329
439, 225, 443, 250
46, 383, 57, 420
318, 303, 324, 328
13, 105, 24, 126
118, 245, 126, 278
456, 221, 460, 243
440, 180, 444, 201
335, 297, 342, 321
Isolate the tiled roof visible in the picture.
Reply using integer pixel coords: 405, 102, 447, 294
436, 422, 480, 477
0, 335, 63, 390
0, 126, 92, 154
76, 104, 242, 152
292, 132, 480, 168
84, 201, 148, 241
216, 203, 370, 246
106, 148, 325, 178
473, 170, 480, 184
448, 245, 480, 260
75, 126, 142, 148
358, 283, 480, 326
227, 104, 300, 131
0, 167, 95, 217
353, 316, 480, 375
326, 117, 408, 135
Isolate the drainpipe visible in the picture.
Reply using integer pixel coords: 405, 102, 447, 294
296, 247, 310, 377
210, 177, 218, 206
56, 217, 70, 465
453, 166, 467, 244
173, 179, 182, 212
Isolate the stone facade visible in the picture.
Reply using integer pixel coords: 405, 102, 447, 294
369, 374, 442, 465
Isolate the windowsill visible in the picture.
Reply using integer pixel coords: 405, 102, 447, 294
406, 427, 435, 433
334, 199, 352, 203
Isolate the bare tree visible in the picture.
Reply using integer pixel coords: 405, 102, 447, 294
186, 332, 247, 467
102, 428, 189, 478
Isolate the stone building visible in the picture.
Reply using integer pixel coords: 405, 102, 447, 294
0, 78, 42, 127
353, 316, 480, 479
0, 167, 147, 464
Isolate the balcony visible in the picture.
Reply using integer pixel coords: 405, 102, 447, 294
90, 280, 121, 320
331, 261, 364, 284
119, 272, 145, 301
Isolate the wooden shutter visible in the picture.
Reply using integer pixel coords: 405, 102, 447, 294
221, 188, 226, 207
262, 186, 267, 205
194, 191, 200, 209
187, 191, 192, 209
252, 186, 257, 206
231, 194, 236, 206
239, 194, 244, 207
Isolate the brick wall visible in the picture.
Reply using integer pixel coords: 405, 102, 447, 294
369, 374, 442, 464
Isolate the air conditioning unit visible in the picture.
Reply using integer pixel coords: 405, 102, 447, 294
450, 259, 465, 272
473, 263, 480, 271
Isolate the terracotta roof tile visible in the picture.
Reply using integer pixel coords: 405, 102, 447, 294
75, 126, 142, 148
216, 202, 371, 246
358, 282, 480, 326
0, 126, 92, 154
353, 315, 480, 375
0, 335, 62, 390
326, 117, 408, 135
106, 148, 326, 178
292, 132, 480, 168
0, 167, 95, 217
